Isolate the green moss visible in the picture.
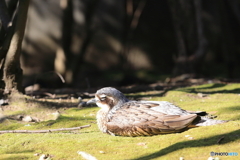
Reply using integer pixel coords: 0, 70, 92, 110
0, 83, 240, 159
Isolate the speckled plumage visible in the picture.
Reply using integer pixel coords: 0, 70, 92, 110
88, 87, 227, 137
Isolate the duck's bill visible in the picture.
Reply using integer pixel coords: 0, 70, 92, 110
87, 98, 97, 105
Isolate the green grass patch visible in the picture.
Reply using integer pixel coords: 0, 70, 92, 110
0, 83, 240, 159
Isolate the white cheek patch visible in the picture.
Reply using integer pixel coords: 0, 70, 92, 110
96, 102, 110, 111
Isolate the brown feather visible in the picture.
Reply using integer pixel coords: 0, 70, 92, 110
105, 103, 198, 136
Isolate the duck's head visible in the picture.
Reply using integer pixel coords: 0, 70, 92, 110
87, 87, 129, 111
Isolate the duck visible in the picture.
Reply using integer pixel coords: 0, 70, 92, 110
87, 87, 227, 137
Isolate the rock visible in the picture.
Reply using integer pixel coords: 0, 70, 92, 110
197, 93, 208, 98
52, 111, 60, 120
38, 154, 51, 160
0, 99, 8, 106
22, 116, 33, 122
21, 115, 39, 122
25, 84, 40, 93
77, 151, 98, 160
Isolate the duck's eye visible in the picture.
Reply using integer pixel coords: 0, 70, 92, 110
100, 97, 106, 101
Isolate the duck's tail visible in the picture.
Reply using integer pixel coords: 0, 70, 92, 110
187, 111, 228, 126
194, 117, 228, 126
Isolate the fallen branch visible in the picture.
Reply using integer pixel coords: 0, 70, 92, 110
0, 124, 91, 134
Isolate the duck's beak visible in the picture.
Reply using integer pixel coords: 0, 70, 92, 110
87, 98, 97, 105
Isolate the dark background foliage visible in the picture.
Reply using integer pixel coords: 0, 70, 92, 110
19, 0, 240, 89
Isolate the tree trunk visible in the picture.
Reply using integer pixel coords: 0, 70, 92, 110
218, 0, 238, 78
55, 0, 74, 84
121, 0, 146, 70
0, 0, 30, 97
71, 0, 99, 85
168, 0, 207, 76
55, 0, 99, 86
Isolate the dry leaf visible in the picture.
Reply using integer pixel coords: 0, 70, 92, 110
137, 142, 146, 146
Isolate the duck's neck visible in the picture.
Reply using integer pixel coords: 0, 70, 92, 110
114, 96, 129, 110
97, 96, 129, 133
97, 109, 109, 133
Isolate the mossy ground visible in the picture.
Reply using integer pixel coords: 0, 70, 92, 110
0, 83, 240, 160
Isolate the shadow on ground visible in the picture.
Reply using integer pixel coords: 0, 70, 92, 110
177, 83, 240, 94
124, 83, 240, 100
132, 129, 240, 160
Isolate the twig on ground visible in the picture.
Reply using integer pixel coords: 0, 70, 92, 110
0, 124, 91, 134
217, 136, 225, 144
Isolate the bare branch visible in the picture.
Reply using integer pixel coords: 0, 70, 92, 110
0, 125, 91, 134
168, 0, 187, 58
126, 0, 133, 16
130, 0, 146, 29
0, 0, 11, 30
189, 0, 207, 60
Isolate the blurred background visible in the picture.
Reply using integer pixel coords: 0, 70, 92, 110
21, 0, 240, 90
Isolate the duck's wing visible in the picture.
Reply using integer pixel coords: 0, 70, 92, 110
138, 101, 207, 116
106, 103, 198, 136
138, 101, 190, 115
